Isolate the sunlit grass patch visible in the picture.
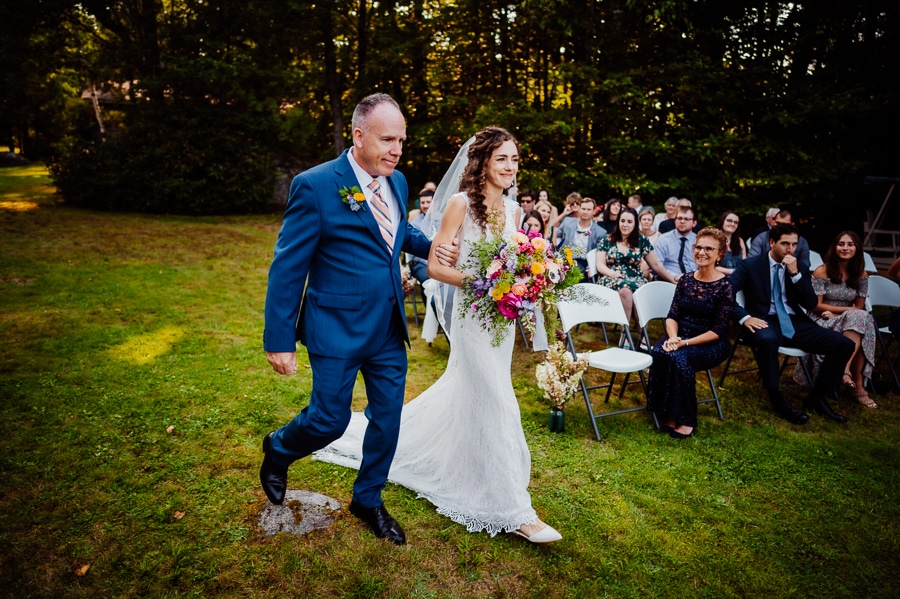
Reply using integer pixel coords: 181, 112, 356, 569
0, 163, 57, 206
108, 325, 186, 365
0, 200, 39, 212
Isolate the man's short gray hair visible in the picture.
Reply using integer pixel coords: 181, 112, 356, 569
352, 93, 401, 132
766, 207, 780, 218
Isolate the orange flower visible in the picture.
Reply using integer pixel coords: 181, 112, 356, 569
512, 283, 527, 296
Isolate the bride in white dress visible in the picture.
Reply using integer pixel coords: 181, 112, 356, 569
315, 127, 561, 544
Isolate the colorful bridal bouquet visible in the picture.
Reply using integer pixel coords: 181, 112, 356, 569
535, 342, 590, 410
458, 229, 585, 347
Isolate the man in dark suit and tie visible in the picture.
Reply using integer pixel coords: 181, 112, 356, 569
729, 224, 854, 424
260, 94, 457, 545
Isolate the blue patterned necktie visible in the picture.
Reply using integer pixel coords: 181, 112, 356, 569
772, 264, 795, 339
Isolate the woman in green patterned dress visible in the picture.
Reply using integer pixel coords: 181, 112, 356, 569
596, 207, 676, 321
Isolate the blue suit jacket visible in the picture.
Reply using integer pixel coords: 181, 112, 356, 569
264, 150, 432, 357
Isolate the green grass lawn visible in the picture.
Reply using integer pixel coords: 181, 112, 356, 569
2, 165, 899, 598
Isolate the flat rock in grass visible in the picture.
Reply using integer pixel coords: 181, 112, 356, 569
258, 490, 341, 537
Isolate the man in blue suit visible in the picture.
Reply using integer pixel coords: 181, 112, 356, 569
260, 94, 456, 545
729, 224, 853, 424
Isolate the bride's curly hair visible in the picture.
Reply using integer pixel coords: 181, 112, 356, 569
459, 127, 518, 232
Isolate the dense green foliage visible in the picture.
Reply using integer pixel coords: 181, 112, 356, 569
3, 2, 898, 221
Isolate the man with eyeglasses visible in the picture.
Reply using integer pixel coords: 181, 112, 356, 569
653, 206, 698, 281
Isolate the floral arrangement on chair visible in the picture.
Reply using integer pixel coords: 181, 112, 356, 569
535, 342, 589, 410
458, 229, 586, 347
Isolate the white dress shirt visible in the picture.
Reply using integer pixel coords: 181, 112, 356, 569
348, 148, 399, 233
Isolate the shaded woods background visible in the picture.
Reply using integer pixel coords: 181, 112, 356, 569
3, 1, 898, 243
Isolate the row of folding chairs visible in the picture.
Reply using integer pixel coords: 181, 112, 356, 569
558, 275, 900, 441
558, 282, 723, 441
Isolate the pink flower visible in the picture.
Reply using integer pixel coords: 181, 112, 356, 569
496, 293, 523, 320
486, 259, 503, 278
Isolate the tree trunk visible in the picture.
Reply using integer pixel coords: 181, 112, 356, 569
322, 7, 344, 155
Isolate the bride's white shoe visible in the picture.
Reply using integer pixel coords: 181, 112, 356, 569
513, 523, 562, 544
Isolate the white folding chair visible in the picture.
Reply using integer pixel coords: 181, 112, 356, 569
718, 291, 813, 391
867, 275, 900, 389
808, 250, 824, 271
585, 248, 598, 282
864, 252, 877, 273
632, 281, 724, 420
557, 284, 655, 441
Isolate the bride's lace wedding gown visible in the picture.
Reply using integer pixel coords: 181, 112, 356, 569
315, 195, 538, 535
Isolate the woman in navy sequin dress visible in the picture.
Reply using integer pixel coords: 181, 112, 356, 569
648, 227, 735, 439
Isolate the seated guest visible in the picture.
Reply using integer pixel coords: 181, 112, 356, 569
748, 209, 810, 266
517, 189, 536, 227
638, 207, 659, 244
654, 196, 678, 231
654, 206, 698, 281
408, 189, 435, 284
596, 207, 675, 321
729, 223, 855, 424
649, 227, 735, 439
657, 198, 693, 234
794, 231, 877, 408
407, 183, 437, 223
748, 207, 779, 243
627, 194, 644, 214
557, 197, 605, 280
534, 199, 557, 245
521, 210, 546, 236
598, 197, 622, 233
716, 210, 747, 275
553, 192, 582, 228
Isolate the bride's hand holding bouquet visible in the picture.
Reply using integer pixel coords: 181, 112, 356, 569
458, 228, 585, 347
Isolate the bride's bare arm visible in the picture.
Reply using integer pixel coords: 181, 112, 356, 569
427, 194, 468, 286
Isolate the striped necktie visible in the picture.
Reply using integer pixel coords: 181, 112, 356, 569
367, 179, 394, 252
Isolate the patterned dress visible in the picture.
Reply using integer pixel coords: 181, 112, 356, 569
595, 234, 654, 291
794, 276, 876, 386
647, 275, 735, 428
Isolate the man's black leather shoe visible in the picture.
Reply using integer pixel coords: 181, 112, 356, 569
349, 500, 407, 545
260, 432, 288, 505
805, 397, 847, 423
773, 402, 809, 425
